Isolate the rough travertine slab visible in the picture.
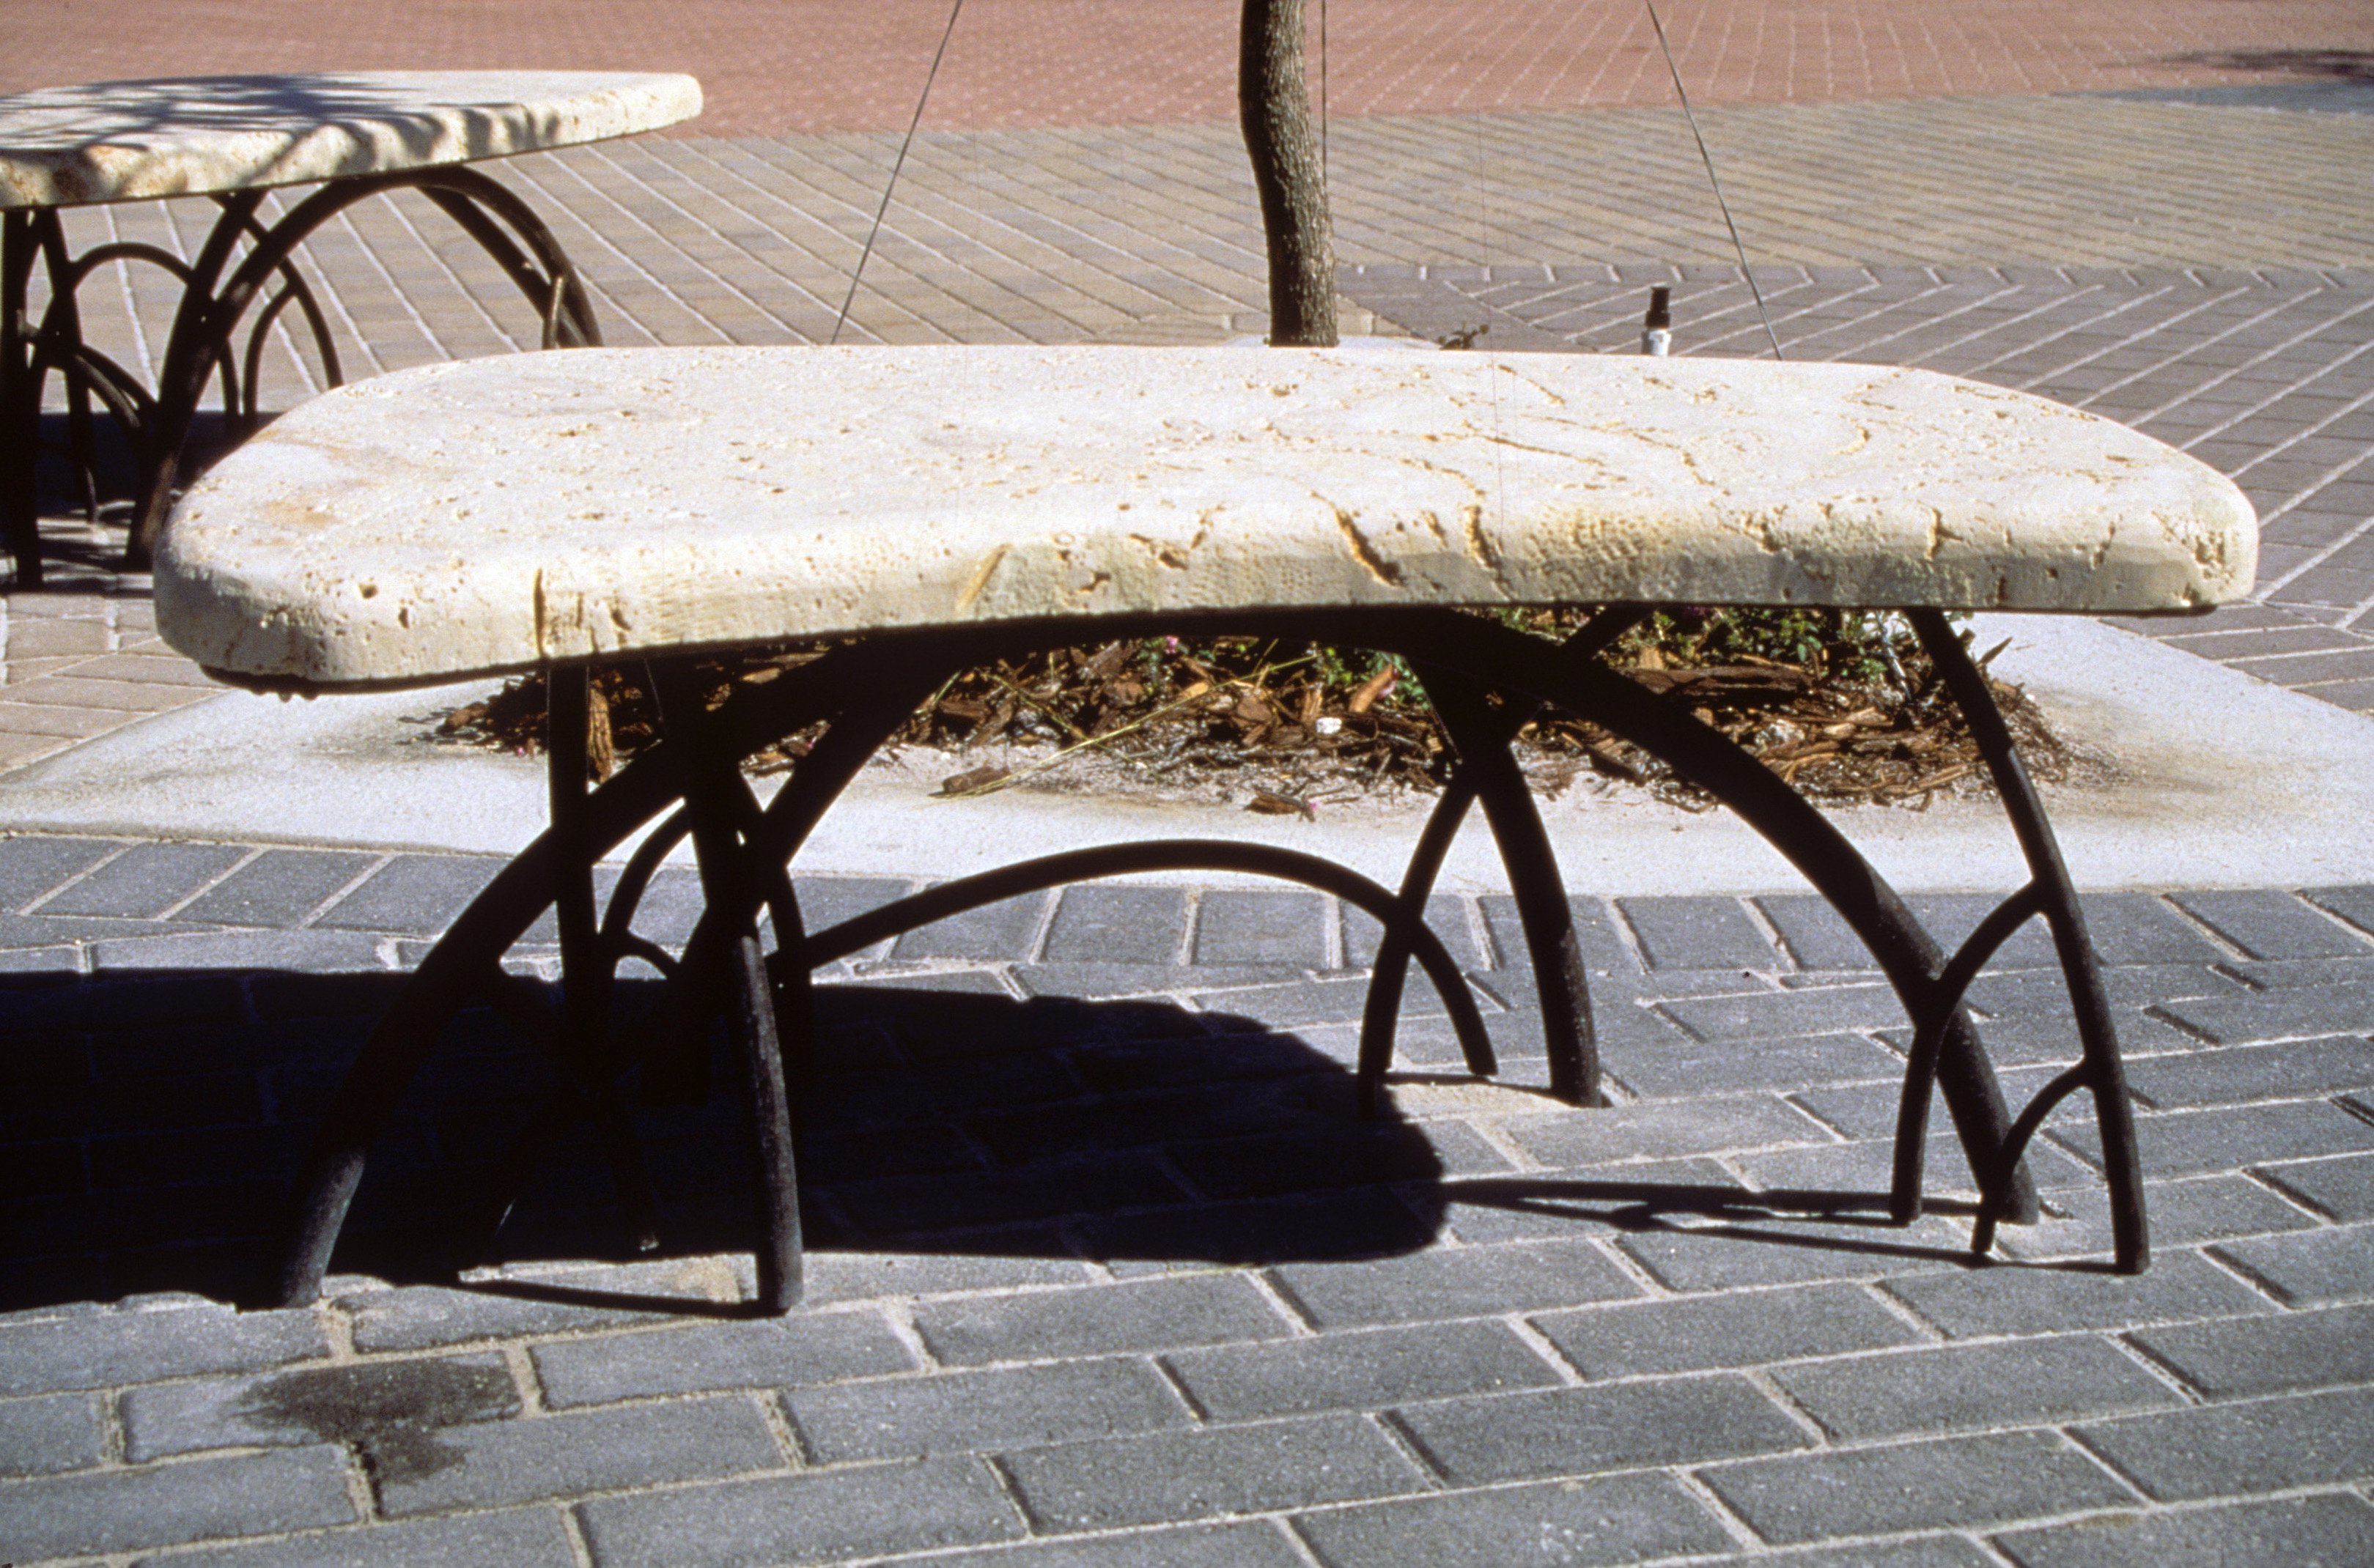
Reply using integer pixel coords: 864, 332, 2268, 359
0, 73, 700, 207
155, 345, 2257, 691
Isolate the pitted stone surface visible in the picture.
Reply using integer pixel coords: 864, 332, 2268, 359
0, 73, 701, 207
156, 345, 2255, 689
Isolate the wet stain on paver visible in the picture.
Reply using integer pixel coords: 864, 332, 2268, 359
236, 1358, 518, 1485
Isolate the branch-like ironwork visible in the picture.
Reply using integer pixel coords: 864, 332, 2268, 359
0, 164, 606, 583
268, 602, 2142, 1314
128, 165, 603, 563
1906, 608, 2144, 1270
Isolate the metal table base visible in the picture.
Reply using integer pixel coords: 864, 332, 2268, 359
1, 166, 597, 585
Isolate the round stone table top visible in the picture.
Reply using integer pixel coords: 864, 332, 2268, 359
0, 71, 701, 208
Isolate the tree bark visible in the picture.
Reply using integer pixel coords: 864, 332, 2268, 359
1239, 0, 1337, 347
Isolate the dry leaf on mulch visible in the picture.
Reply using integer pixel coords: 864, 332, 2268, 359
428, 625, 2065, 815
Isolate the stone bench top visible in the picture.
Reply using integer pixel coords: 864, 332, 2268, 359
155, 344, 2257, 692
0, 72, 701, 208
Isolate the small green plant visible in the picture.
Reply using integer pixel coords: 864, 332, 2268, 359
1449, 604, 1933, 689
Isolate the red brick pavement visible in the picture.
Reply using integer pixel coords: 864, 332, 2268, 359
2, 0, 2370, 136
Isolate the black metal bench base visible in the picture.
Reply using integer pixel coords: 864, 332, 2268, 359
268, 605, 2143, 1316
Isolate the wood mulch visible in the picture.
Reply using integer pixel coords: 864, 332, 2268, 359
431, 626, 2067, 816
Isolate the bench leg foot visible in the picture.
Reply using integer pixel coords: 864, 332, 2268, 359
1908, 611, 2147, 1272
652, 658, 806, 1313
1418, 664, 1599, 1107
1296, 609, 2047, 1241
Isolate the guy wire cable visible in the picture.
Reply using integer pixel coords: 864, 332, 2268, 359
1643, 0, 1784, 360
831, 0, 968, 345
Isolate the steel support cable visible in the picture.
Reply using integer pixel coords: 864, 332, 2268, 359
831, 0, 967, 345
1643, 0, 1784, 360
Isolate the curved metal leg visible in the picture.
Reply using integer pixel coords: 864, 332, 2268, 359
1533, 626, 2041, 1232
33, 336, 158, 499
416, 178, 602, 350
729, 632, 1505, 1099
26, 240, 185, 533
30, 221, 107, 531
743, 611, 2054, 1252
457, 652, 849, 1271
454, 965, 662, 1268
1354, 761, 1494, 1114
454, 668, 663, 1265
601, 806, 707, 1103
1888, 881, 2049, 1238
275, 942, 520, 1306
1414, 663, 1596, 1109
1290, 609, 2043, 1235
275, 600, 2133, 1305
270, 650, 869, 1306
650, 659, 802, 1312
3, 211, 50, 583
130, 190, 267, 564
1907, 610, 2145, 1271
791, 838, 1494, 1086
233, 256, 344, 431
1574, 667, 2036, 1227
548, 667, 613, 1055
600, 807, 694, 974
1361, 610, 1648, 1111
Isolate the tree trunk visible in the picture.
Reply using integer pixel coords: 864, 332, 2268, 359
1239, 0, 1337, 347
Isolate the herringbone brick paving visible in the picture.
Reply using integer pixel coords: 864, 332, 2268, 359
6, 0, 2372, 134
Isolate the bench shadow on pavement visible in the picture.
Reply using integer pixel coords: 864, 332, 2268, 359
4, 969, 1459, 1314
3, 966, 1997, 1316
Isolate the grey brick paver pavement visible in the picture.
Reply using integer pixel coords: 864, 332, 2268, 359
1, 843, 2370, 1564
4, 4, 2374, 1564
